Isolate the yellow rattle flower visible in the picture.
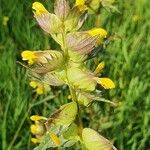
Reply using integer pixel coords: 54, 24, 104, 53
21, 51, 37, 65
87, 28, 107, 45
32, 2, 48, 15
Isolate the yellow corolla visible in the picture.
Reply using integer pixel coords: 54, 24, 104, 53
94, 61, 105, 74
30, 115, 47, 144
95, 77, 115, 89
75, 0, 100, 12
21, 51, 37, 65
75, 0, 88, 11
49, 132, 61, 147
31, 138, 41, 144
32, 2, 48, 15
75, 0, 86, 5
30, 115, 47, 121
87, 28, 107, 45
29, 81, 50, 95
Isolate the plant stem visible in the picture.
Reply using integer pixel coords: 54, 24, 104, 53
61, 30, 83, 138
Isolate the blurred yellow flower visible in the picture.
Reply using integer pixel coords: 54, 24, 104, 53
75, 0, 100, 12
30, 115, 47, 144
30, 81, 38, 88
36, 85, 44, 95
75, 0, 88, 11
75, 0, 85, 5
2, 16, 9, 26
31, 138, 41, 144
94, 61, 105, 74
32, 2, 48, 15
132, 15, 140, 22
29, 81, 50, 95
30, 115, 47, 121
21, 51, 37, 65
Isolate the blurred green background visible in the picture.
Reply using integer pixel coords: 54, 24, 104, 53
0, 0, 149, 150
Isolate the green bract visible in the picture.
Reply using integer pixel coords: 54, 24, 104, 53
45, 102, 78, 127
82, 128, 117, 150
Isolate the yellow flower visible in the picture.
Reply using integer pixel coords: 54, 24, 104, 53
29, 81, 38, 88
87, 28, 107, 45
132, 15, 140, 23
75, 0, 88, 11
30, 115, 47, 144
49, 132, 61, 147
75, 0, 100, 12
36, 85, 44, 95
29, 80, 50, 95
30, 124, 45, 135
21, 51, 37, 65
32, 2, 48, 15
30, 115, 47, 121
95, 77, 115, 89
2, 16, 9, 26
94, 61, 105, 74
31, 138, 41, 144
75, 0, 86, 5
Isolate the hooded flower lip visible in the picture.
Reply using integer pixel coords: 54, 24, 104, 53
75, 0, 88, 11
95, 77, 115, 89
21, 51, 37, 65
87, 28, 107, 45
32, 2, 48, 15
30, 115, 47, 121
75, 0, 85, 6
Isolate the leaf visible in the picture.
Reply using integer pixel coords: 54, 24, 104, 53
77, 91, 101, 106
30, 70, 65, 86
64, 7, 81, 32
34, 133, 56, 150
88, 0, 101, 14
42, 72, 65, 86
66, 32, 98, 55
54, 0, 70, 20
45, 102, 78, 128
82, 128, 117, 150
101, 0, 120, 13
34, 12, 63, 34
63, 123, 79, 140
67, 67, 96, 91
34, 50, 64, 71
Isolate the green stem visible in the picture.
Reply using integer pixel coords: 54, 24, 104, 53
61, 30, 83, 139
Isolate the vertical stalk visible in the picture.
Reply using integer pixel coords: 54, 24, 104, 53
61, 28, 83, 138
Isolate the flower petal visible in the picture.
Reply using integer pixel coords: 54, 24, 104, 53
94, 61, 105, 74
32, 2, 48, 15
30, 115, 47, 121
96, 77, 115, 89
87, 28, 107, 45
21, 50, 37, 65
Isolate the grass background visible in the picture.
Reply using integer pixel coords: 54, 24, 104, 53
0, 0, 149, 150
